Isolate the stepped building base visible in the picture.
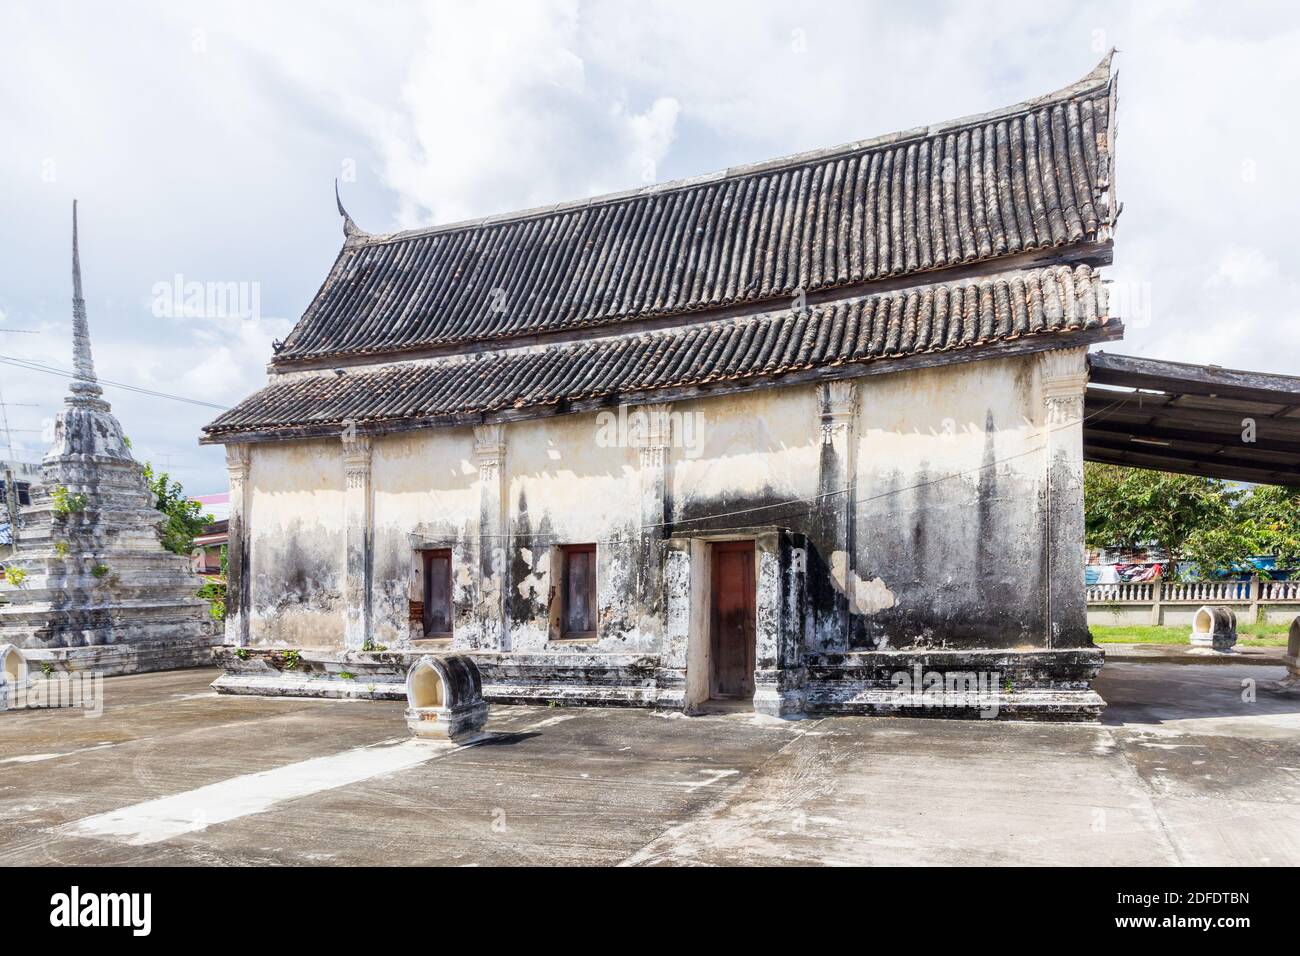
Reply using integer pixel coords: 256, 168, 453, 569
211, 645, 1106, 720
21, 632, 221, 678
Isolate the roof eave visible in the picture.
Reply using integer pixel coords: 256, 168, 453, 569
202, 322, 1124, 446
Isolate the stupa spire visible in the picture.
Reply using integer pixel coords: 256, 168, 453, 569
69, 200, 102, 399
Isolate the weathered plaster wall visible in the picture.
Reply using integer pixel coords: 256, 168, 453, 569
849, 355, 1048, 652
247, 440, 345, 647
661, 362, 1051, 654
240, 350, 1068, 663
503, 412, 644, 651
669, 388, 823, 533
370, 428, 479, 648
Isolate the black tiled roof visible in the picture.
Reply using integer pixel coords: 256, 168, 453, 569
274, 58, 1116, 363
205, 265, 1114, 439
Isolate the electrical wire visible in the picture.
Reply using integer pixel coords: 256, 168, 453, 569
0, 354, 229, 411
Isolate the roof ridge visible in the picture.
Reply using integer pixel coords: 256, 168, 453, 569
345, 53, 1114, 247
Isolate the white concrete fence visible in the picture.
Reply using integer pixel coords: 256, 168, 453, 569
1086, 574, 1300, 627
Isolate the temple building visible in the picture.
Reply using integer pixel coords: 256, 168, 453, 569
202, 57, 1122, 718
0, 204, 217, 676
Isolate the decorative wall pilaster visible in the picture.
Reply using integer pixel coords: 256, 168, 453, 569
342, 433, 373, 650
225, 443, 251, 647
656, 536, 692, 709
752, 530, 809, 717
815, 379, 858, 650
638, 403, 673, 636
473, 424, 507, 651
1040, 347, 1090, 648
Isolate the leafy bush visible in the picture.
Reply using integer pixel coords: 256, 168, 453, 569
50, 485, 88, 516
142, 463, 212, 556
197, 578, 226, 621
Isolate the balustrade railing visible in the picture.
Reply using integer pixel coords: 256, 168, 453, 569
1087, 573, 1300, 614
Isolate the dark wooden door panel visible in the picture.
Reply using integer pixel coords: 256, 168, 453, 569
423, 550, 452, 637
563, 546, 596, 637
710, 541, 756, 698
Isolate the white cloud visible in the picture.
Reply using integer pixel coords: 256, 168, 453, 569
1204, 247, 1279, 289
369, 1, 686, 226
617, 96, 680, 188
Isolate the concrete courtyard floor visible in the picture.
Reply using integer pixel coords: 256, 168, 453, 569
2, 662, 1298, 866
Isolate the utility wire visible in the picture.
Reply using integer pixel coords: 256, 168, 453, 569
0, 354, 228, 411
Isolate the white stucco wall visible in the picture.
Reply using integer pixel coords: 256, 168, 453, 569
503, 411, 644, 650
370, 428, 479, 648
670, 387, 823, 521
852, 355, 1048, 649
239, 351, 1061, 656
246, 439, 346, 648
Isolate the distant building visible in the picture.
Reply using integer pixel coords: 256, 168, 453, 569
1, 459, 42, 548
191, 492, 229, 575
1, 459, 42, 507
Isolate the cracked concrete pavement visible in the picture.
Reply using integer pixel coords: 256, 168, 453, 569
1, 661, 1297, 865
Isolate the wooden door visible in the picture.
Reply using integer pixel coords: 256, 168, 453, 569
422, 549, 453, 639
710, 540, 756, 698
562, 544, 597, 638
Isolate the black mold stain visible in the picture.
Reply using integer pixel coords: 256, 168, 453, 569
252, 520, 343, 621
506, 489, 556, 624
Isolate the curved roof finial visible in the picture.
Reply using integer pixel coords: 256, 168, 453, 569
334, 179, 367, 241
1089, 47, 1117, 84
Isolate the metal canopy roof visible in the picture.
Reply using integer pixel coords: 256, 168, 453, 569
1084, 352, 1300, 487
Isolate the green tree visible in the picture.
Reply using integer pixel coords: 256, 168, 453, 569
1185, 484, 1300, 576
1083, 463, 1243, 569
1181, 523, 1257, 577
1086, 464, 1300, 578
142, 462, 212, 556
1237, 484, 1300, 568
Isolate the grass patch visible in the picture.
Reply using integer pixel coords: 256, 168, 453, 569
1091, 623, 1290, 647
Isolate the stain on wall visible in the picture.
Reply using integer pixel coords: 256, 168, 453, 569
239, 352, 1078, 669
247, 440, 346, 647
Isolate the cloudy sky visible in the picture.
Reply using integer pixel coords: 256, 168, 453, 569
2, 0, 1298, 491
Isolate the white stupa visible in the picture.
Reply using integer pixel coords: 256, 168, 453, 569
0, 203, 217, 675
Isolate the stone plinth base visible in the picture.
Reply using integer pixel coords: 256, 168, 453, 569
804, 647, 1107, 721
211, 647, 659, 707
483, 651, 659, 707
211, 645, 1106, 720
